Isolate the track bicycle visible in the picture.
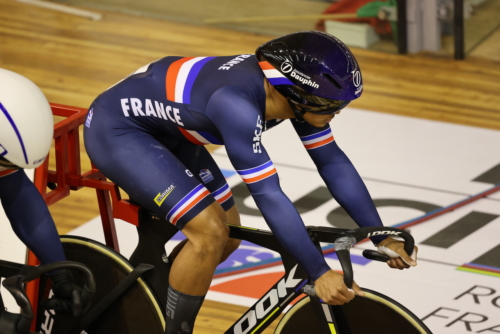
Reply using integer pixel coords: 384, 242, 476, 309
0, 260, 95, 334
31, 203, 432, 334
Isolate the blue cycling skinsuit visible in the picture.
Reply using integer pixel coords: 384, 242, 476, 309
83, 54, 385, 282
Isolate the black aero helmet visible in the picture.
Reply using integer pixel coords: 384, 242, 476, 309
256, 31, 363, 119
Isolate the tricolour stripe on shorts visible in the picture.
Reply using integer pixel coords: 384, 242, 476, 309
237, 160, 277, 184
213, 183, 232, 204
167, 184, 210, 225
258, 61, 294, 86
300, 128, 334, 150
166, 57, 215, 104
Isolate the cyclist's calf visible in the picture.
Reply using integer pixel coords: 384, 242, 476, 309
169, 202, 228, 292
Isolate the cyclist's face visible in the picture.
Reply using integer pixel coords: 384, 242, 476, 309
298, 104, 342, 128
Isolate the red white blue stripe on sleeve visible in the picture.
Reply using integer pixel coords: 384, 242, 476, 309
300, 128, 335, 150
166, 57, 216, 104
178, 127, 223, 145
212, 183, 232, 205
237, 160, 277, 184
167, 184, 210, 225
258, 61, 294, 86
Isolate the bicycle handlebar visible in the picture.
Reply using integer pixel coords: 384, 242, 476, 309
2, 261, 96, 334
304, 225, 415, 293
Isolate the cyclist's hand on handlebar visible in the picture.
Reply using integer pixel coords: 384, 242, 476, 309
41, 269, 90, 317
314, 270, 364, 305
377, 237, 418, 269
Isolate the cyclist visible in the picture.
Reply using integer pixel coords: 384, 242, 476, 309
0, 68, 89, 317
83, 31, 418, 334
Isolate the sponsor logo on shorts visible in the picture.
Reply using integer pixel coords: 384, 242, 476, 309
200, 169, 214, 184
186, 169, 193, 177
154, 184, 176, 206
85, 108, 93, 128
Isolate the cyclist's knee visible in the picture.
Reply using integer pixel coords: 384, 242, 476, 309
204, 215, 230, 245
183, 203, 229, 253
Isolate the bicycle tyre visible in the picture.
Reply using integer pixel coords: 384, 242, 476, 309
35, 236, 165, 334
274, 289, 432, 334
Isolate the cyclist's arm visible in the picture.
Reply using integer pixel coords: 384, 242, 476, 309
0, 169, 66, 264
291, 120, 387, 245
0, 169, 90, 314
206, 87, 330, 281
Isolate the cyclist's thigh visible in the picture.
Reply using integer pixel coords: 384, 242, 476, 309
84, 107, 214, 230
168, 142, 236, 213
225, 204, 241, 226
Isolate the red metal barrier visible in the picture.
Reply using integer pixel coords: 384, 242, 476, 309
34, 103, 143, 249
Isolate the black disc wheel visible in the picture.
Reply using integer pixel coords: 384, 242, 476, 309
275, 289, 432, 334
35, 236, 165, 334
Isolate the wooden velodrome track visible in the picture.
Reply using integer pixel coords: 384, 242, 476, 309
1, 0, 500, 332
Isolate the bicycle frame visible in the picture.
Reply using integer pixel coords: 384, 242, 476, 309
224, 224, 321, 334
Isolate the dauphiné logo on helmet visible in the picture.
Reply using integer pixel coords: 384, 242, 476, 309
280, 61, 293, 74
352, 70, 363, 95
280, 60, 319, 89
291, 70, 319, 89
352, 70, 362, 87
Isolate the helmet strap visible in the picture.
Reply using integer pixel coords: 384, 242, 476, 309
287, 99, 306, 122
0, 156, 20, 170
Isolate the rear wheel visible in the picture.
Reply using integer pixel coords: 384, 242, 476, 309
35, 236, 165, 334
274, 289, 432, 334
